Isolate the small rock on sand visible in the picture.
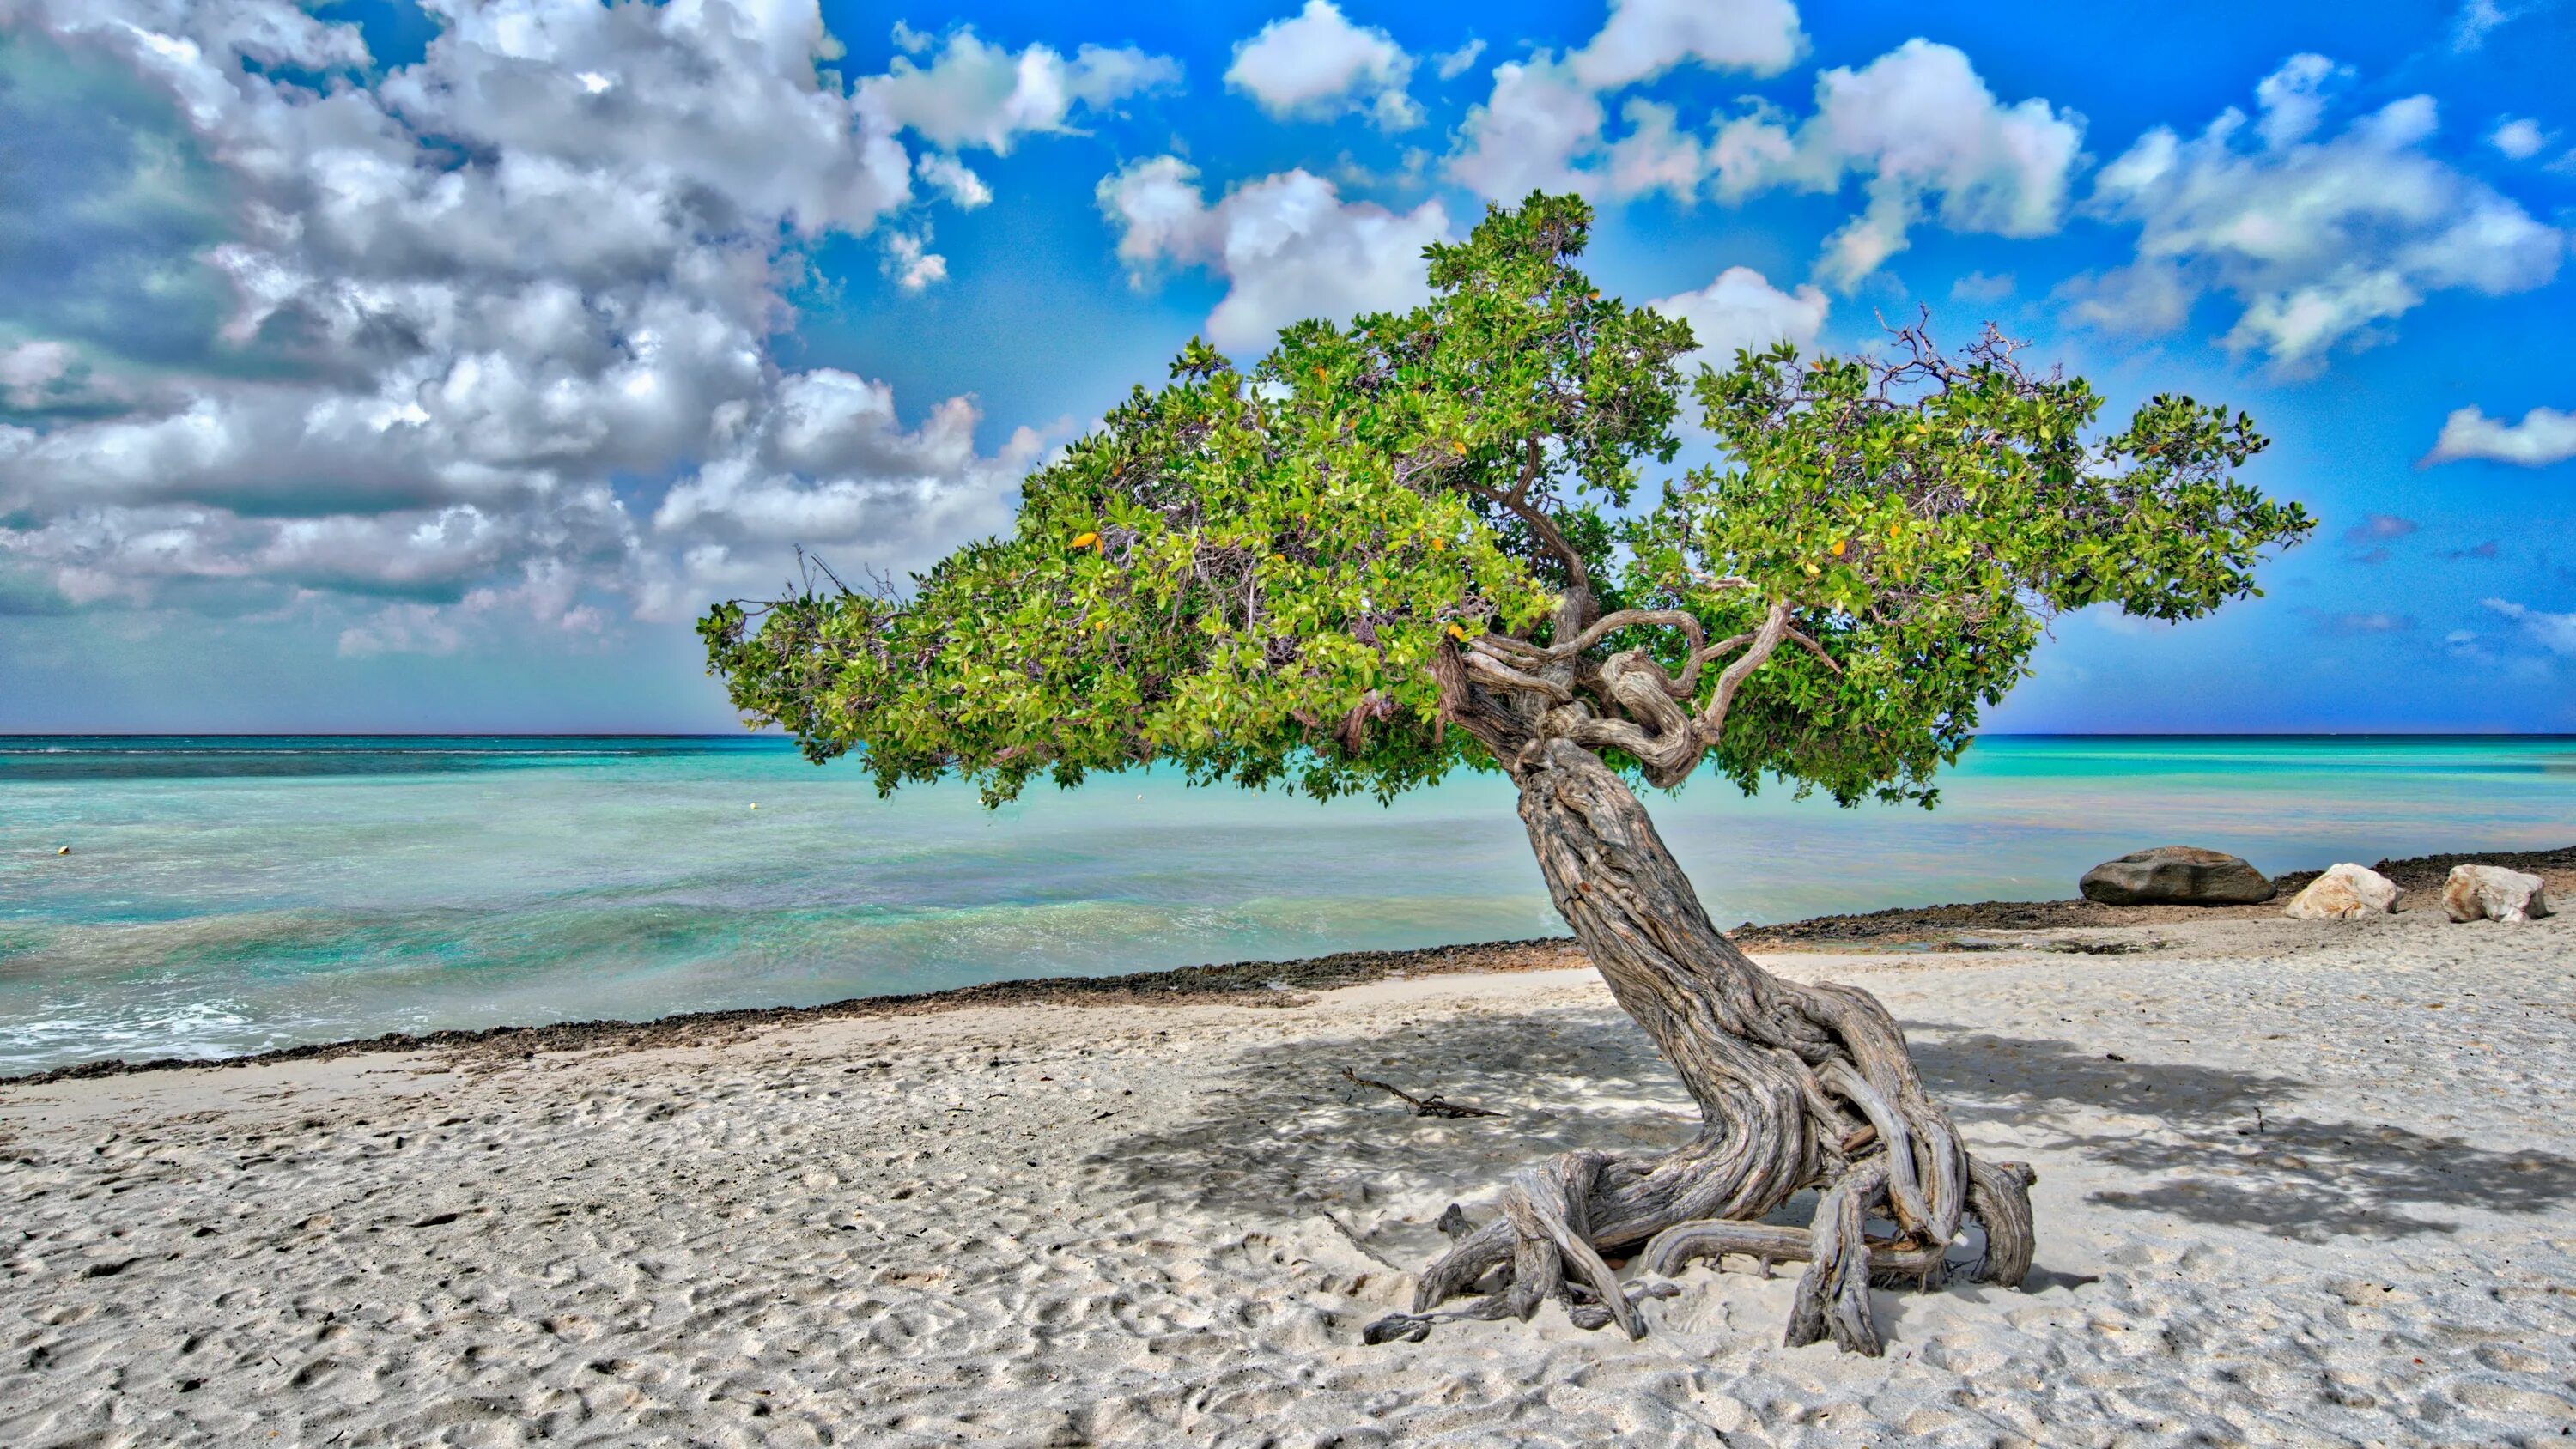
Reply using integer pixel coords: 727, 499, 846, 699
2285, 863, 2399, 919
2442, 864, 2552, 923
2080, 846, 2275, 906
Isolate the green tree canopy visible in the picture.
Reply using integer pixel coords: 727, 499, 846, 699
701, 192, 2311, 809
699, 191, 2318, 1356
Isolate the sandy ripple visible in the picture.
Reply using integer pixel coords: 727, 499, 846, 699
5, 912, 2575, 1446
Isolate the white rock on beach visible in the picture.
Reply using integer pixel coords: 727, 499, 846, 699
2284, 863, 2399, 919
2444, 864, 2552, 923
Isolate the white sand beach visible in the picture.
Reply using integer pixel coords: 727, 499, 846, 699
7, 909, 2575, 1447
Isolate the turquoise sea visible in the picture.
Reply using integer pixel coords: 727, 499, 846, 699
4, 735, 2573, 1074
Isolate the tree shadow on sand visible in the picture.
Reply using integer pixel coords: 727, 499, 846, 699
1084, 1008, 2576, 1257
1084, 1008, 1702, 1263
1907, 1030, 2576, 1241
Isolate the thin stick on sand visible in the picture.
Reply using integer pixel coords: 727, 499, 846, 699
1340, 1067, 1504, 1119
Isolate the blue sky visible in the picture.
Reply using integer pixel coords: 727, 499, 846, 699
1, 0, 2571, 733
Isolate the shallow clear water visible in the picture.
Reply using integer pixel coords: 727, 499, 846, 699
4, 734, 2572, 1072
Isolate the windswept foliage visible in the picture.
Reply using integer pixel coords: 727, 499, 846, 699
699, 191, 2316, 1356
701, 192, 2310, 807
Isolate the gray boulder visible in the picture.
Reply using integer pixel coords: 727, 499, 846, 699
2080, 846, 2275, 906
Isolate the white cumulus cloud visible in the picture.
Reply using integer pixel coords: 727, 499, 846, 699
2251, 52, 2348, 150
1447, 0, 1810, 203
882, 229, 949, 292
0, 0, 1156, 648
645, 374, 1053, 617
2069, 56, 2564, 371
2451, 0, 2525, 51
1224, 1, 1420, 131
0, 340, 111, 411
1432, 39, 1485, 82
1446, 33, 2081, 291
1796, 39, 2086, 287
1096, 157, 1451, 353
856, 25, 1180, 155
1447, 58, 1607, 200
2425, 405, 2576, 466
1567, 0, 1804, 89
2488, 117, 2550, 160
916, 153, 993, 209
1648, 266, 1828, 367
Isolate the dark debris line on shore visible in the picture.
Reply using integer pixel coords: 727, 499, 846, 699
8, 843, 2567, 1089
0, 938, 1590, 1088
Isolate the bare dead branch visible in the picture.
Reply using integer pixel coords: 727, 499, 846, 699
1341, 1067, 1504, 1119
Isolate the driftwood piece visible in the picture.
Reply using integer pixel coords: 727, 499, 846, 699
1340, 1067, 1504, 1119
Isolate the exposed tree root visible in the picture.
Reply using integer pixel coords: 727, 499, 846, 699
1361, 728, 2044, 1355
1366, 1138, 2036, 1355
1783, 1158, 1892, 1353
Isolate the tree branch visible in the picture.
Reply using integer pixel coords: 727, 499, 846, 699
1782, 626, 1843, 676
1695, 603, 1794, 740
1562, 715, 1694, 785
1485, 600, 1826, 785
1462, 645, 1576, 704
1460, 436, 1590, 589
1535, 608, 1706, 663
1471, 632, 1556, 664
1689, 632, 1755, 667
1511, 433, 1544, 505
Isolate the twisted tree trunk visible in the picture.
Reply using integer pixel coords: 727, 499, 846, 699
1370, 731, 2035, 1354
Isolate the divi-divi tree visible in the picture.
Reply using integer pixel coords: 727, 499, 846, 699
701, 194, 2312, 1354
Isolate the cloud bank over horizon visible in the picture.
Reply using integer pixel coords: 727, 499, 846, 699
0, 0, 1141, 658
0, 0, 2570, 729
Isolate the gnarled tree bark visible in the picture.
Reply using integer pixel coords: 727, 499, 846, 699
1372, 593, 2035, 1355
